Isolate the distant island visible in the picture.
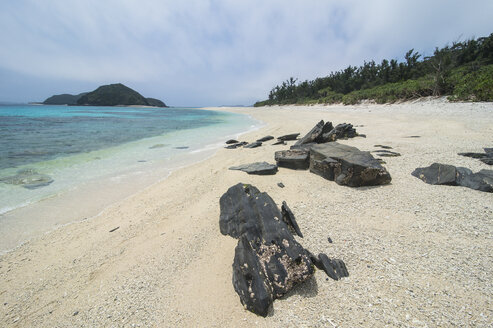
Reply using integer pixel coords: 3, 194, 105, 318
43, 83, 167, 107
255, 33, 493, 106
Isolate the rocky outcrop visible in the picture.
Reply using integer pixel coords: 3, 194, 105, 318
229, 162, 278, 175
220, 184, 346, 316
274, 149, 310, 170
412, 163, 493, 192
309, 143, 392, 187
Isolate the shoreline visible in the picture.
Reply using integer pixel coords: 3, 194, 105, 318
1, 98, 492, 327
0, 110, 261, 254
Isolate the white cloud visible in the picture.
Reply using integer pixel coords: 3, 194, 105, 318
1, 0, 492, 105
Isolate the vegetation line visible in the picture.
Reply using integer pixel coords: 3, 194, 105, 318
254, 33, 493, 106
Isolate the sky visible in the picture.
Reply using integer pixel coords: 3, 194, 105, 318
1, 1, 492, 106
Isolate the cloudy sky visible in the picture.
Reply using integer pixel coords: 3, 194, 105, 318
1, 0, 492, 106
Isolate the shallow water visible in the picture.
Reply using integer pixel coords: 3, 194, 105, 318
0, 105, 259, 252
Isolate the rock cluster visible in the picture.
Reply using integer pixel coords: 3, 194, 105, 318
412, 163, 493, 192
220, 183, 348, 316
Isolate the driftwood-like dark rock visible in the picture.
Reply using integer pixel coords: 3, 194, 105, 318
372, 150, 401, 157
220, 184, 315, 316
272, 140, 286, 145
307, 252, 348, 280
458, 148, 493, 165
309, 143, 392, 187
281, 201, 303, 238
277, 133, 300, 141
320, 123, 357, 142
244, 141, 262, 148
274, 149, 310, 170
225, 142, 247, 149
412, 163, 493, 192
226, 139, 239, 144
374, 144, 393, 149
229, 162, 278, 175
257, 136, 274, 142
294, 120, 325, 146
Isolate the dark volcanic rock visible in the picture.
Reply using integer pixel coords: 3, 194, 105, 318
225, 142, 247, 149
372, 150, 401, 157
257, 136, 274, 142
281, 201, 303, 238
411, 163, 466, 185
229, 162, 278, 175
226, 139, 239, 144
294, 120, 325, 146
458, 148, 493, 165
308, 252, 348, 280
309, 143, 392, 187
321, 123, 357, 142
277, 133, 300, 141
220, 183, 315, 316
274, 149, 310, 170
244, 141, 262, 149
412, 163, 493, 192
272, 140, 286, 145
374, 145, 393, 149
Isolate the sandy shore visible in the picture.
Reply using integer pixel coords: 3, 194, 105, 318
1, 98, 492, 327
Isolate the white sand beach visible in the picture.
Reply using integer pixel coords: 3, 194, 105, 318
1, 98, 492, 327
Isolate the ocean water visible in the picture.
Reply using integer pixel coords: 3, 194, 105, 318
0, 105, 259, 251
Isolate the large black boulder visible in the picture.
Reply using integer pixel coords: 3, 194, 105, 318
220, 184, 315, 316
309, 143, 392, 187
412, 163, 493, 192
274, 149, 310, 170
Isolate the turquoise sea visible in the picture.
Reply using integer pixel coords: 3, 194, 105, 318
0, 105, 259, 252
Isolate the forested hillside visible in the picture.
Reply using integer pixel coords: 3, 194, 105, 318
255, 33, 493, 106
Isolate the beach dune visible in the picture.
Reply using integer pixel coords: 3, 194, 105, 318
1, 98, 492, 327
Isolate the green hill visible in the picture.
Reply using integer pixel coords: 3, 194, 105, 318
145, 97, 167, 107
43, 93, 87, 105
255, 33, 493, 106
77, 83, 167, 107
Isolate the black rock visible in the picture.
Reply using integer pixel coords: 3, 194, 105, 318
481, 158, 493, 165
220, 184, 315, 316
327, 237, 333, 243
257, 136, 274, 142
281, 201, 303, 238
458, 148, 493, 165
226, 139, 239, 144
225, 142, 247, 149
274, 149, 310, 170
314, 121, 335, 143
244, 141, 262, 148
229, 162, 278, 175
412, 163, 493, 192
458, 152, 487, 159
372, 150, 401, 157
309, 143, 392, 187
411, 163, 465, 186
174, 146, 189, 149
272, 140, 287, 145
320, 123, 357, 142
307, 251, 349, 281
374, 145, 393, 149
277, 182, 285, 188
277, 133, 300, 141
294, 120, 325, 146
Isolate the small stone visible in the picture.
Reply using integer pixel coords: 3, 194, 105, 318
277, 182, 285, 188
73, 311, 79, 316
328, 237, 333, 243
